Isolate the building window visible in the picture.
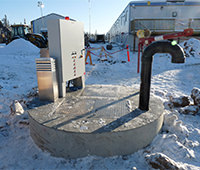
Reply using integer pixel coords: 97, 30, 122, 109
124, 11, 128, 25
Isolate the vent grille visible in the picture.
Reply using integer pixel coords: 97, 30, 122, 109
36, 58, 56, 72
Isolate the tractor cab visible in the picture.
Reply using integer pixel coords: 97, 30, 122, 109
11, 24, 30, 39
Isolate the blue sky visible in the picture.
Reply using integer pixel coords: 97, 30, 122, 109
1, 0, 132, 34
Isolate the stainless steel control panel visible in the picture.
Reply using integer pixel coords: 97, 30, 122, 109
47, 19, 85, 97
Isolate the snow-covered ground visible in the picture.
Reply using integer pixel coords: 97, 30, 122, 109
0, 38, 200, 169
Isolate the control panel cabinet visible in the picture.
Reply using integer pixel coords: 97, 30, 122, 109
47, 19, 85, 97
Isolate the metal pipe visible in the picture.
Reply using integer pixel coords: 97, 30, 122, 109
139, 40, 185, 111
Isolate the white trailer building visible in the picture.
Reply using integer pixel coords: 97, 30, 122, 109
107, 0, 200, 51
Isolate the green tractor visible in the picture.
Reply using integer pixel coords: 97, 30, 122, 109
7, 24, 48, 48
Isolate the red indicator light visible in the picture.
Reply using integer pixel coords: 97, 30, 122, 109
65, 16, 70, 20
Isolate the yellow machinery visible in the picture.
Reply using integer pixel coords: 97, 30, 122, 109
7, 24, 48, 48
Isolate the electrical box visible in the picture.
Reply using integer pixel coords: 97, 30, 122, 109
47, 19, 85, 97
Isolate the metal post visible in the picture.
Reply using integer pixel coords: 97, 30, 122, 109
88, 0, 91, 36
137, 43, 141, 73
38, 1, 44, 30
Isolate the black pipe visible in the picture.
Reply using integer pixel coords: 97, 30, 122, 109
139, 40, 185, 111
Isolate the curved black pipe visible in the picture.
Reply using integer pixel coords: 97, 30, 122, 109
139, 40, 185, 111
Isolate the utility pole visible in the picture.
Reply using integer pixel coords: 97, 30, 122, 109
38, 1, 44, 29
88, 0, 91, 37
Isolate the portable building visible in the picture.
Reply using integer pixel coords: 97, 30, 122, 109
107, 0, 200, 51
31, 13, 65, 34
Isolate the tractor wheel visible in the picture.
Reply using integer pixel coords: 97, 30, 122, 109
34, 41, 42, 48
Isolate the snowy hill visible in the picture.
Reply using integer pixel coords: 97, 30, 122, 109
0, 38, 39, 56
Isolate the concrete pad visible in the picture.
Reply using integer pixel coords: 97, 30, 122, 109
28, 85, 164, 159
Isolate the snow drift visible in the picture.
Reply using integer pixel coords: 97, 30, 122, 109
181, 38, 200, 58
0, 38, 40, 56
